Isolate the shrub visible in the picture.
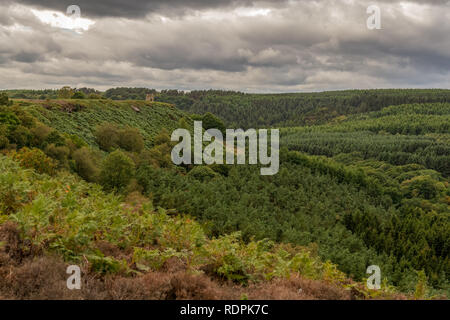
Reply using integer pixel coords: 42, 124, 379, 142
8, 125, 31, 148
153, 129, 171, 146
0, 135, 9, 149
44, 144, 70, 168
45, 130, 66, 147
202, 112, 226, 133
0, 93, 10, 106
188, 166, 219, 181
124, 178, 144, 194
12, 147, 57, 175
71, 91, 86, 99
100, 150, 135, 191
414, 270, 429, 299
118, 127, 144, 153
66, 134, 88, 150
139, 144, 173, 169
95, 123, 145, 153
72, 147, 100, 182
133, 248, 188, 271
57, 86, 73, 99
16, 111, 36, 128
0, 125, 9, 149
87, 254, 126, 275
88, 93, 103, 99
209, 164, 231, 176
94, 123, 120, 151
178, 117, 190, 130
0, 111, 20, 129
401, 175, 444, 200
30, 124, 52, 147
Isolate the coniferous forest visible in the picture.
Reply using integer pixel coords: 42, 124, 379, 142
0, 89, 448, 300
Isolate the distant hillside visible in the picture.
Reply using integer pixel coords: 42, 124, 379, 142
5, 89, 450, 129
155, 89, 450, 128
281, 103, 450, 176
15, 99, 189, 148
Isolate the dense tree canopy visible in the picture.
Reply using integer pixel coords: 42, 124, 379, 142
0, 90, 448, 296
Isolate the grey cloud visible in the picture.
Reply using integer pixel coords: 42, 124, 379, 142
0, 0, 449, 92
9, 0, 283, 18
13, 51, 42, 63
7, 0, 450, 18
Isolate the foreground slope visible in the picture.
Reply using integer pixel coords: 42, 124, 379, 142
0, 155, 405, 300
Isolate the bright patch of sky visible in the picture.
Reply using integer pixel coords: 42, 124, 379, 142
189, 7, 272, 20
31, 8, 95, 33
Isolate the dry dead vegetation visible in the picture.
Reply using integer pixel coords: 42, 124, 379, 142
0, 222, 406, 300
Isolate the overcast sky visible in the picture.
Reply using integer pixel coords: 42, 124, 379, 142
1, 0, 449, 92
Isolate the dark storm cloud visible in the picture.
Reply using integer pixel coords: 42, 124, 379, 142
0, 0, 449, 91
9, 0, 285, 18
7, 0, 450, 18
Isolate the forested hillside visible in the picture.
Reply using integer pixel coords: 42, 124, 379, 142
282, 103, 450, 176
17, 99, 187, 148
3, 155, 379, 299
5, 89, 450, 128
0, 91, 448, 299
154, 89, 450, 128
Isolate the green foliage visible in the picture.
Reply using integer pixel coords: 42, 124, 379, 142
401, 175, 445, 200
104, 87, 156, 100
281, 103, 450, 176
153, 128, 171, 146
138, 129, 174, 169
0, 135, 9, 149
44, 144, 70, 169
30, 124, 52, 146
209, 164, 231, 177
100, 150, 135, 192
87, 254, 126, 274
201, 233, 346, 284
72, 147, 100, 182
0, 155, 355, 289
66, 134, 88, 149
1, 88, 102, 100
0, 93, 11, 106
25, 99, 186, 149
0, 111, 20, 129
139, 146, 173, 169
136, 148, 449, 292
188, 166, 219, 181
87, 93, 104, 99
118, 127, 144, 153
178, 117, 190, 130
157, 89, 450, 128
0, 164, 33, 215
202, 112, 226, 133
15, 110, 36, 128
71, 91, 86, 99
58, 86, 74, 99
45, 130, 66, 147
133, 247, 188, 271
8, 125, 31, 148
94, 123, 120, 151
137, 162, 382, 281
1, 90, 448, 297
12, 147, 57, 175
414, 270, 429, 299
